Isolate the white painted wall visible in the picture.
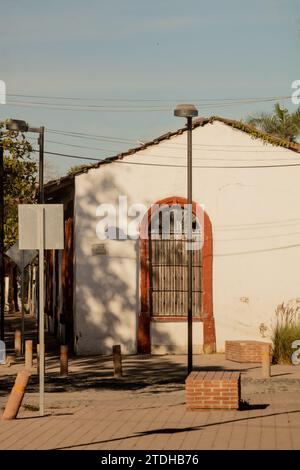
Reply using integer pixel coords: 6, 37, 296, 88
74, 121, 300, 354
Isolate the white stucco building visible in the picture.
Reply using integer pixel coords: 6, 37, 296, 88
45, 117, 300, 355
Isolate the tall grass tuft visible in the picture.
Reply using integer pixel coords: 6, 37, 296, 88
272, 302, 300, 364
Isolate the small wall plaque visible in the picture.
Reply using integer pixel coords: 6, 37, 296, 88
92, 243, 108, 255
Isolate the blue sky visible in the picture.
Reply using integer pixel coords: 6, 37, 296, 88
0, 0, 299, 175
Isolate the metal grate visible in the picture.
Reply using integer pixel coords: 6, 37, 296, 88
149, 235, 202, 317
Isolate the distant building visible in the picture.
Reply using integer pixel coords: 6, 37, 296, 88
45, 117, 300, 355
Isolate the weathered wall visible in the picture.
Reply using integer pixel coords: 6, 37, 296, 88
73, 120, 300, 354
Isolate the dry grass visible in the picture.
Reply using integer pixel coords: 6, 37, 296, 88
272, 302, 300, 364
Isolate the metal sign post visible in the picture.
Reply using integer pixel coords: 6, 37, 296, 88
18, 204, 64, 417
38, 207, 45, 416
21, 251, 24, 353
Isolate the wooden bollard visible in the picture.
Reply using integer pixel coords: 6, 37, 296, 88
261, 343, 271, 378
1, 370, 31, 420
15, 329, 21, 357
6, 355, 15, 367
60, 345, 68, 376
25, 340, 33, 370
113, 345, 122, 378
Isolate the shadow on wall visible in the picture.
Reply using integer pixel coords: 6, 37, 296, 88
74, 171, 173, 355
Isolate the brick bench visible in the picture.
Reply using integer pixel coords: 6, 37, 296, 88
225, 340, 272, 363
185, 371, 241, 410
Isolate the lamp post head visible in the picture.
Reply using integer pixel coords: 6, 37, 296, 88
174, 104, 198, 118
6, 119, 29, 132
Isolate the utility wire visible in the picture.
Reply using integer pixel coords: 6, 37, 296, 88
7, 96, 291, 108
44, 128, 299, 151
5, 95, 293, 112
33, 149, 300, 169
32, 137, 300, 159
6, 93, 293, 103
29, 138, 300, 162
46, 128, 134, 143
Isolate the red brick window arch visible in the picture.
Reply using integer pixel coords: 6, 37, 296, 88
138, 196, 216, 354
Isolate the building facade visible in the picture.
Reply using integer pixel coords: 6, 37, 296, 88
45, 117, 300, 355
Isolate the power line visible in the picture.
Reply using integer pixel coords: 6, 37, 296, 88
8, 96, 292, 108
6, 102, 175, 112
46, 128, 134, 143
36, 137, 300, 158
5, 95, 293, 112
216, 230, 300, 242
6, 93, 292, 102
33, 149, 300, 169
29, 138, 300, 162
44, 128, 299, 151
216, 218, 300, 231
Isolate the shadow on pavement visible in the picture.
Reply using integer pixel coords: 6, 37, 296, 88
53, 408, 300, 450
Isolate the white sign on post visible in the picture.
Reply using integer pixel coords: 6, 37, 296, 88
18, 204, 64, 416
18, 204, 64, 250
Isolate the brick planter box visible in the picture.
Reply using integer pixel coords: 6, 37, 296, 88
185, 371, 241, 410
225, 340, 272, 363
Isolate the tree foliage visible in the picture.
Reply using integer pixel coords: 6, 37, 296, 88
247, 103, 300, 142
1, 121, 37, 250
67, 164, 87, 175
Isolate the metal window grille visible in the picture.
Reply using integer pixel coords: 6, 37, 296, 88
149, 207, 202, 317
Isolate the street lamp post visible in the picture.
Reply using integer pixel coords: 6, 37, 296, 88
174, 104, 198, 375
0, 120, 42, 343
6, 119, 45, 415
6, 120, 45, 349
6, 119, 45, 340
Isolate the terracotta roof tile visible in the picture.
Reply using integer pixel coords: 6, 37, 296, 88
45, 116, 300, 190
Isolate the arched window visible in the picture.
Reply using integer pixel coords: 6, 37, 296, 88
138, 196, 216, 354
149, 204, 202, 318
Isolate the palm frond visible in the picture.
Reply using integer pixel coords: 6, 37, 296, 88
246, 103, 300, 142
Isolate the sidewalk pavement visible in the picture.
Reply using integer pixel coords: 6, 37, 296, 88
0, 387, 300, 450
1, 312, 300, 450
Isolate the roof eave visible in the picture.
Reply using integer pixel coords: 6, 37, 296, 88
44, 115, 300, 191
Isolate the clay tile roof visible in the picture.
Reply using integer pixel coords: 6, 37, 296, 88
45, 116, 300, 190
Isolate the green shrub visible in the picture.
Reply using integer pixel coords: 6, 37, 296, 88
272, 302, 300, 364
